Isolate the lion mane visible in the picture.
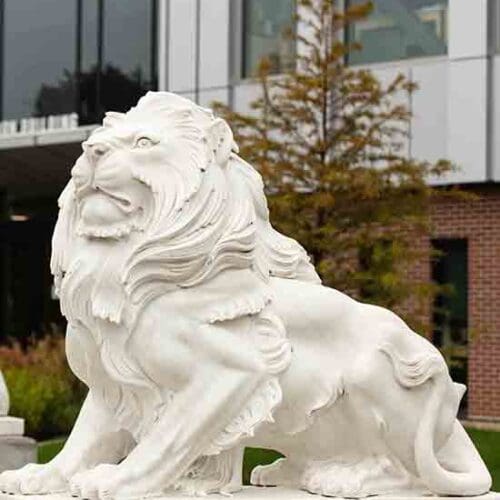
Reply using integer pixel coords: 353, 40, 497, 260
49, 92, 321, 476
51, 92, 320, 323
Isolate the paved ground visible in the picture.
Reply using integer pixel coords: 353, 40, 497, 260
462, 419, 500, 432
0, 489, 499, 500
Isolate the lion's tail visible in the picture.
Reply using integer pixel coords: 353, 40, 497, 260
381, 342, 491, 496
414, 372, 492, 496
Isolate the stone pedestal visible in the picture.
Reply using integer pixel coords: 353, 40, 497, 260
0, 416, 24, 436
0, 487, 498, 500
0, 416, 36, 472
0, 435, 36, 472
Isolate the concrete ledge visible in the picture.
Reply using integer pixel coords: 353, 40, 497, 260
0, 487, 498, 500
0, 416, 24, 436
462, 419, 500, 431
0, 125, 97, 150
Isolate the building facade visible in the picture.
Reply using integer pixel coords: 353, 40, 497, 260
0, 0, 498, 420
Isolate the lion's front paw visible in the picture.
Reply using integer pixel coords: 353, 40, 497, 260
0, 463, 67, 494
70, 464, 117, 500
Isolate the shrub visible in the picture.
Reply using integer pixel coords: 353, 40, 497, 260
0, 333, 86, 440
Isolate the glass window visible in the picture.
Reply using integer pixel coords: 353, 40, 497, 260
101, 0, 156, 113
2, 0, 77, 120
347, 0, 448, 65
432, 238, 468, 414
432, 239, 468, 348
79, 0, 157, 125
77, 0, 99, 123
1, 0, 157, 124
81, 0, 99, 74
242, 0, 295, 78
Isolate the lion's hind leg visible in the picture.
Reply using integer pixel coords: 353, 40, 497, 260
251, 457, 303, 489
299, 456, 419, 498
250, 450, 417, 498
378, 337, 491, 495
251, 454, 418, 497
174, 446, 244, 495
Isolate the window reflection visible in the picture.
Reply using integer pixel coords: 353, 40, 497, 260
79, 0, 157, 124
431, 238, 468, 414
348, 0, 448, 65
99, 0, 156, 119
103, 0, 154, 86
81, 0, 99, 73
78, 0, 99, 123
242, 0, 295, 78
1, 0, 157, 124
3, 0, 76, 119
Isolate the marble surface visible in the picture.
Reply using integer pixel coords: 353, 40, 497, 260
0, 487, 498, 500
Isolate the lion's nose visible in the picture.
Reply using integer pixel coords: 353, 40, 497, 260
84, 142, 110, 163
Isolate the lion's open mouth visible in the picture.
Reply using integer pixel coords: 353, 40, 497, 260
95, 186, 134, 213
77, 188, 142, 239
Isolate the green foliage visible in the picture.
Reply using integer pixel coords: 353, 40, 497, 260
215, 0, 461, 325
0, 334, 86, 440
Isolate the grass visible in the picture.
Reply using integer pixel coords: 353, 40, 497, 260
466, 428, 500, 491
38, 429, 500, 489
38, 437, 66, 464
243, 448, 283, 484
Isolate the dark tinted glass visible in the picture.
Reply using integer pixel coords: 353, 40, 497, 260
78, 0, 156, 124
432, 239, 468, 348
2, 0, 76, 119
77, 0, 98, 123
242, 0, 295, 78
431, 238, 468, 414
1, 0, 157, 124
348, 0, 448, 65
101, 0, 156, 113
81, 0, 98, 73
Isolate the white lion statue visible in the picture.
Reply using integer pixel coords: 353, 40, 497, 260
0, 92, 491, 499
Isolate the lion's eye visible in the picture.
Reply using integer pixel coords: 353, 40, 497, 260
135, 137, 154, 149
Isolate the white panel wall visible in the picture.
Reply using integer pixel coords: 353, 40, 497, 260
411, 60, 448, 164
448, 0, 488, 59
446, 58, 488, 183
199, 88, 229, 108
161, 0, 493, 186
233, 82, 261, 115
371, 65, 411, 159
492, 56, 500, 182
199, 0, 230, 90
168, 0, 197, 93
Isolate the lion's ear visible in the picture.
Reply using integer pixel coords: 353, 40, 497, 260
207, 118, 238, 166
103, 111, 125, 128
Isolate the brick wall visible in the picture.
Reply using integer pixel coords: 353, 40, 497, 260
410, 186, 500, 420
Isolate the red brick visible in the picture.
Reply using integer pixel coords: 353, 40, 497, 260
404, 186, 500, 420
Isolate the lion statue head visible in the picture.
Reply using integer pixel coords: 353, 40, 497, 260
51, 92, 319, 317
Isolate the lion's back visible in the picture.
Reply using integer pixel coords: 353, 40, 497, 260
270, 277, 361, 340
270, 277, 409, 353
